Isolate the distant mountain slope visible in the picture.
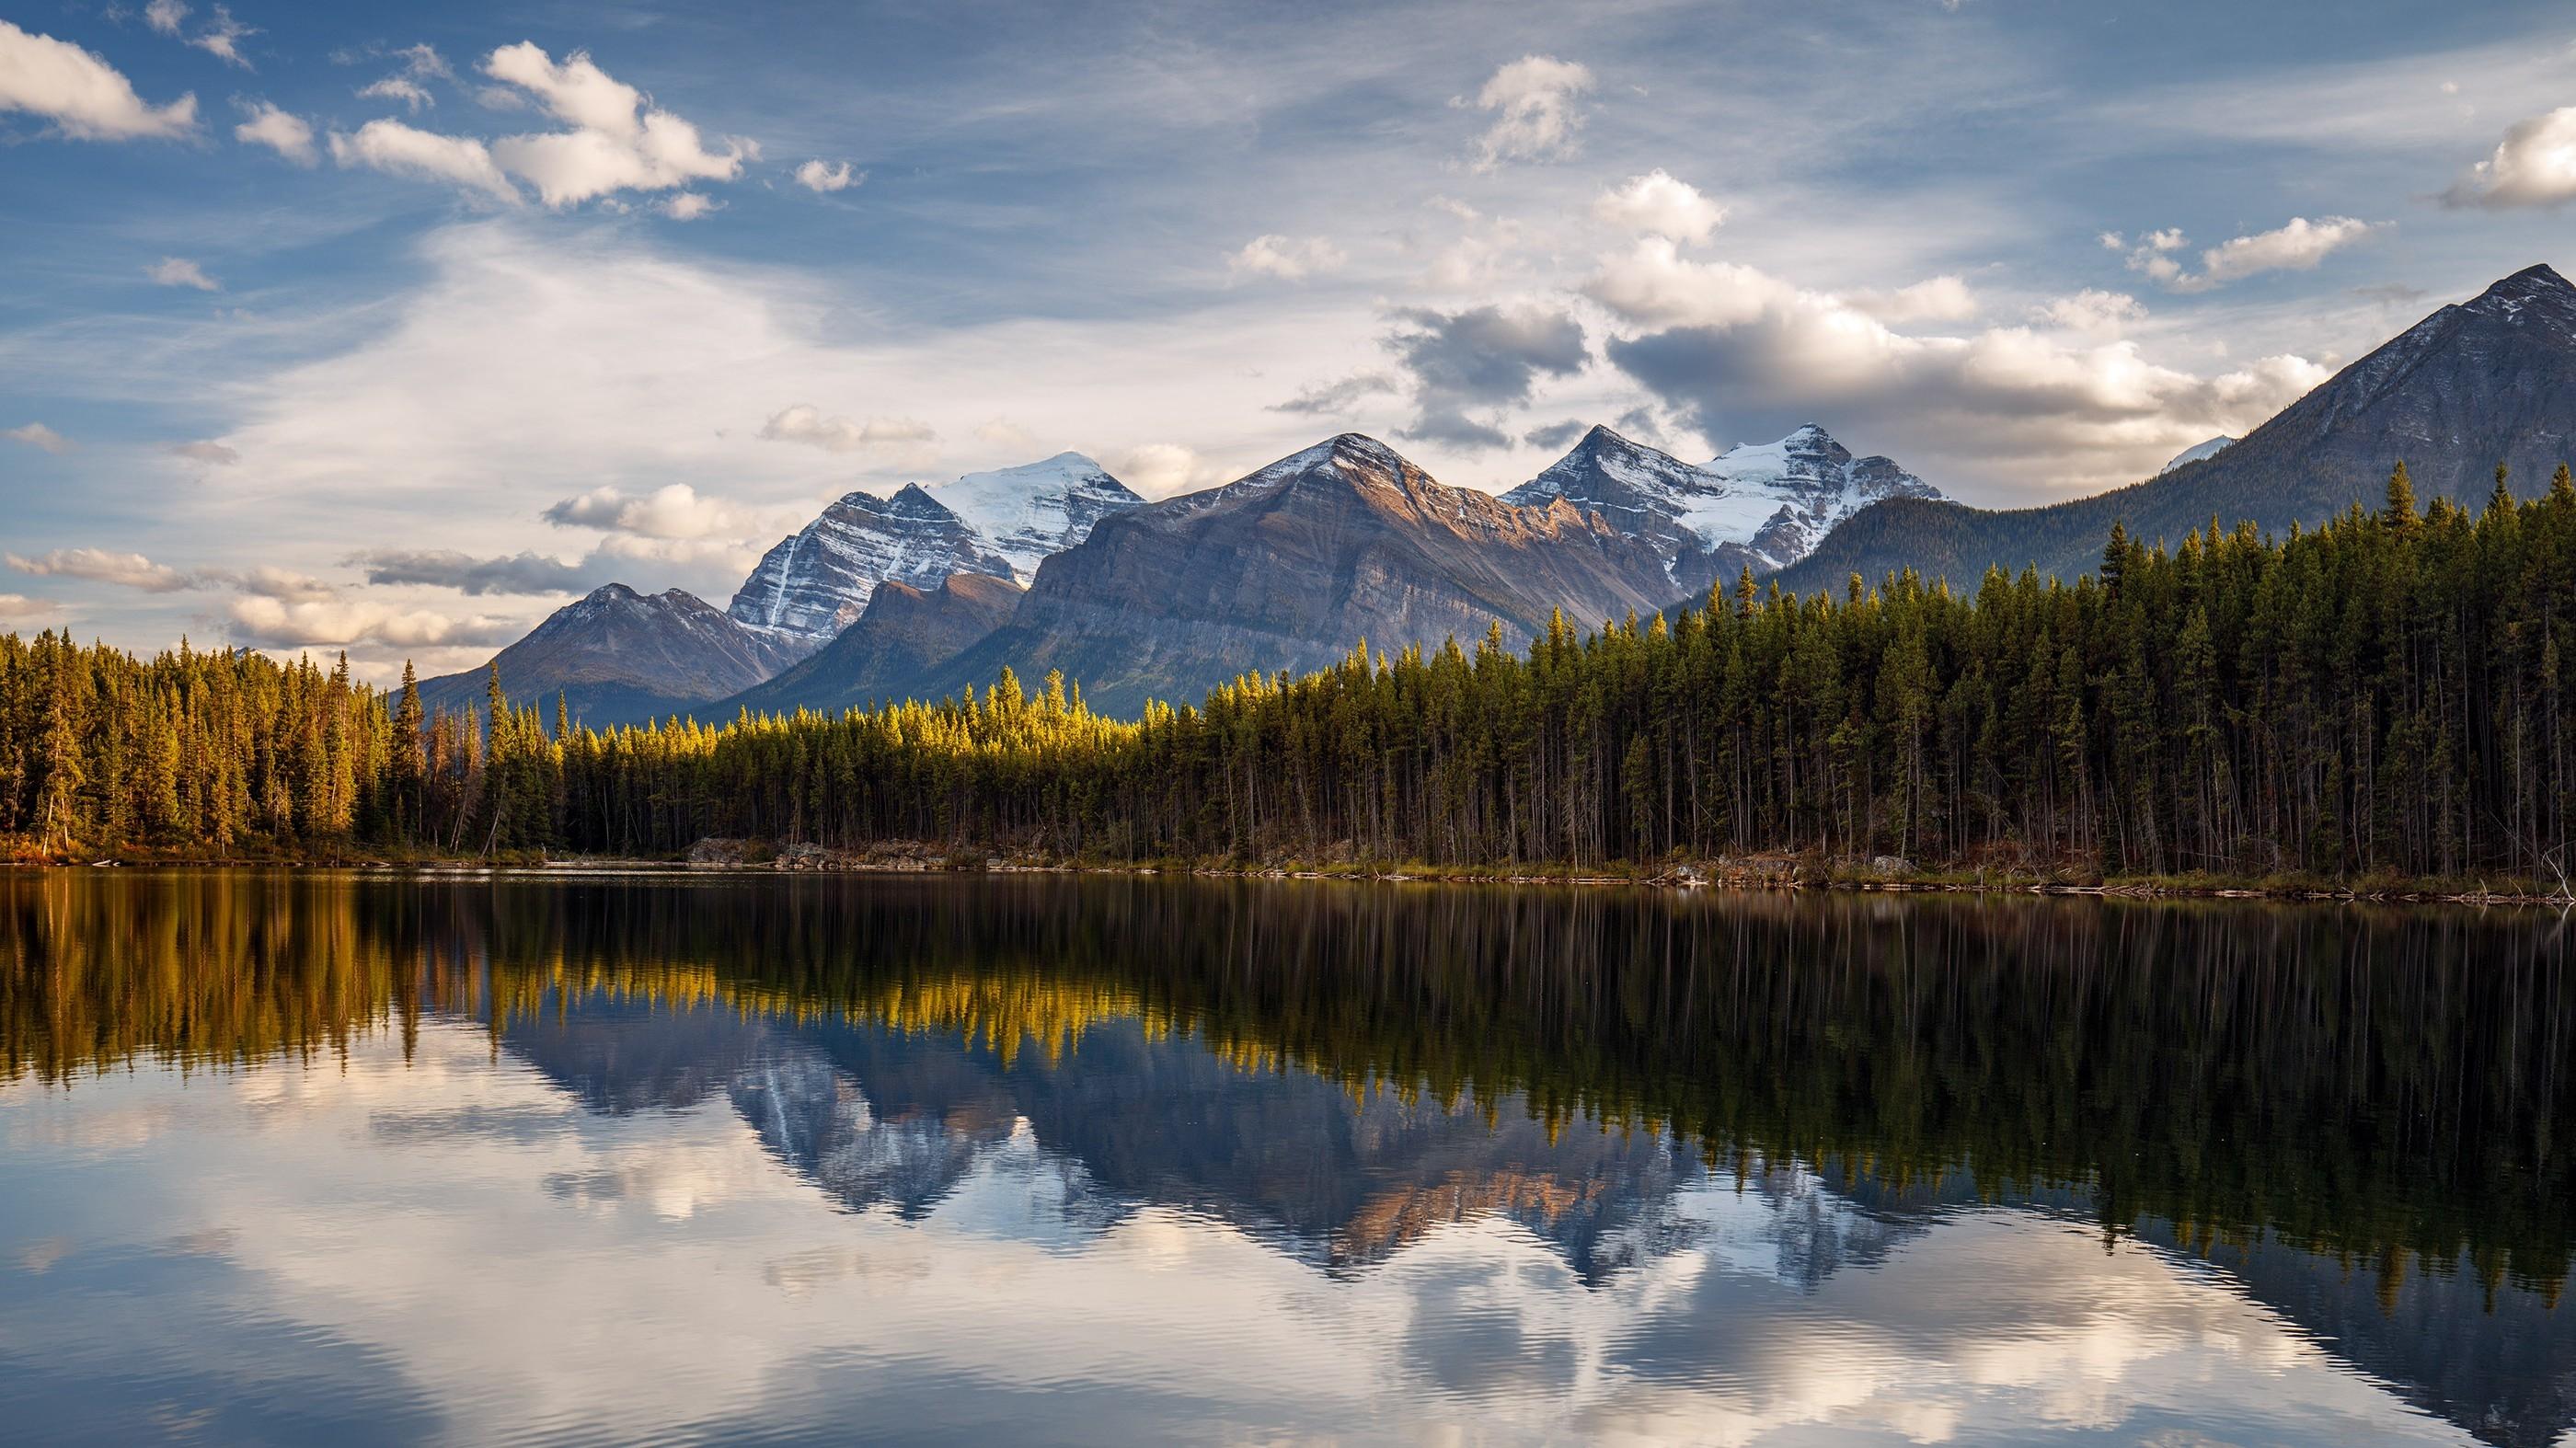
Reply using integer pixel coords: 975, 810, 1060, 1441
928, 453, 1142, 583
1775, 263, 2576, 593
914, 433, 1676, 716
2159, 436, 2235, 474
419, 584, 800, 729
1504, 423, 1938, 592
727, 484, 1014, 645
721, 572, 1023, 716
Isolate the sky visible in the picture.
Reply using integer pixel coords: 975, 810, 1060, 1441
4, 0, 2575, 681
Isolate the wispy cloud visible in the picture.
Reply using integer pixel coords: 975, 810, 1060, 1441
5, 422, 75, 454
147, 257, 221, 292
1460, 55, 1593, 171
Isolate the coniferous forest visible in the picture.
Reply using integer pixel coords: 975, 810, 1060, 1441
5, 465, 2575, 888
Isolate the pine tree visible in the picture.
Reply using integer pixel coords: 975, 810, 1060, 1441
2384, 461, 2421, 534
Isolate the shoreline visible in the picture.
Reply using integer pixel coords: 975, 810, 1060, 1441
8, 850, 2570, 907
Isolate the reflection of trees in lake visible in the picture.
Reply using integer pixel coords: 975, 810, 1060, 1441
5, 870, 2570, 1298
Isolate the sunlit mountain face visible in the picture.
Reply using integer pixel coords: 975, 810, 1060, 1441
3, 871, 2570, 1444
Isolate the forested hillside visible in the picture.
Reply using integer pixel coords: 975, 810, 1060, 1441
6, 463, 2574, 886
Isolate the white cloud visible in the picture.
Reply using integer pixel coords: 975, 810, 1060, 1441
171, 440, 242, 464
5, 421, 74, 454
357, 42, 450, 112
184, 5, 254, 69
2191, 216, 2381, 289
757, 405, 937, 454
147, 256, 220, 292
973, 419, 1037, 450
234, 563, 339, 603
1227, 235, 1346, 282
2444, 106, 2576, 209
482, 43, 750, 208
225, 594, 517, 649
361, 76, 436, 112
328, 118, 521, 204
542, 482, 755, 540
7, 547, 190, 592
148, 0, 253, 69
2032, 290, 2147, 336
1463, 54, 1593, 170
0, 20, 199, 140
1593, 170, 1725, 244
1846, 275, 1978, 324
1111, 442, 1228, 499
656, 192, 719, 221
0, 593, 62, 622
1582, 236, 1800, 329
233, 99, 315, 163
1591, 247, 2329, 492
794, 158, 859, 193
2112, 228, 2191, 285
145, 223, 1385, 616
2123, 218, 2378, 293
587, 534, 769, 576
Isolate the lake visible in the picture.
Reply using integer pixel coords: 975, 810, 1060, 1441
1, 870, 2570, 1445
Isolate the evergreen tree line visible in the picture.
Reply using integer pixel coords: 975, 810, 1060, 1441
6, 464, 2575, 883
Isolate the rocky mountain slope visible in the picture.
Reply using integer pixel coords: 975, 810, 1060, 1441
1504, 424, 1939, 593
726, 484, 1015, 645
1774, 263, 2576, 594
720, 572, 1023, 717
418, 584, 800, 728
912, 433, 1676, 715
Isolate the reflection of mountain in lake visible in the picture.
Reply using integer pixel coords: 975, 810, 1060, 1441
2157, 1226, 2576, 1448
500, 993, 1928, 1288
494, 989, 2576, 1448
9, 869, 2574, 1447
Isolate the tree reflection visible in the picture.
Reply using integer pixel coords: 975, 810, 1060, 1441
4, 870, 2570, 1297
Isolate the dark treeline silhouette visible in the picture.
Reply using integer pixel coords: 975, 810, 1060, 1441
6, 869, 2570, 1296
6, 466, 2575, 880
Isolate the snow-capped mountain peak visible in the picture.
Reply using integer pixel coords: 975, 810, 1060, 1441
1501, 423, 1942, 590
930, 452, 1143, 582
727, 454, 1142, 645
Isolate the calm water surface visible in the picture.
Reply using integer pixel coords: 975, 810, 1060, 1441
2, 870, 2571, 1445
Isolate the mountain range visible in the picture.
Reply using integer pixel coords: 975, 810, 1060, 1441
420, 262, 2576, 727
904, 433, 1677, 716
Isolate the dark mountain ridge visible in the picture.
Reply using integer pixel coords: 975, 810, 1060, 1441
720, 571, 1023, 717
418, 583, 799, 728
